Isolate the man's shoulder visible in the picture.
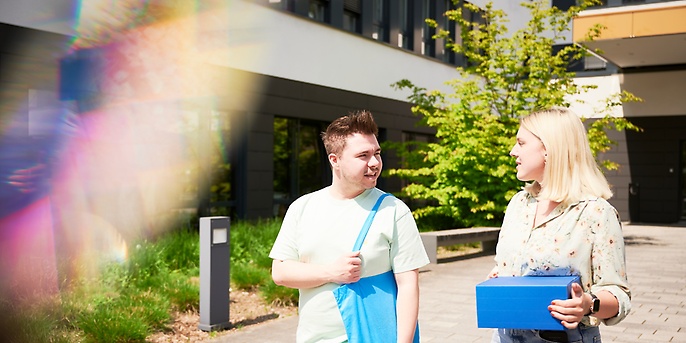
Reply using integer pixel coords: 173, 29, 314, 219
283, 188, 329, 216
295, 187, 328, 202
373, 189, 413, 214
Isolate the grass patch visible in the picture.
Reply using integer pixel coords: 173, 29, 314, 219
74, 290, 170, 343
229, 219, 298, 306
0, 297, 77, 343
4, 217, 296, 342
436, 242, 483, 259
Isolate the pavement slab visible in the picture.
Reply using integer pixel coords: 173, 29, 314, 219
209, 223, 686, 343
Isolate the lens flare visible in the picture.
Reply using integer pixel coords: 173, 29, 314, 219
1, 0, 266, 303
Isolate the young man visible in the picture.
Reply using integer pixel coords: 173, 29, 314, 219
270, 110, 429, 343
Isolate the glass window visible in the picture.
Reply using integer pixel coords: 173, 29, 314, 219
344, 0, 361, 33
552, 0, 577, 11
622, 0, 646, 5
372, 0, 389, 42
267, 0, 295, 11
206, 110, 234, 217
273, 117, 329, 217
344, 10, 360, 33
398, 0, 412, 49
273, 117, 291, 209
441, 0, 458, 64
308, 0, 328, 23
421, 0, 435, 57
552, 43, 608, 72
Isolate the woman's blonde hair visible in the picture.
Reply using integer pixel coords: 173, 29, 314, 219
521, 107, 612, 205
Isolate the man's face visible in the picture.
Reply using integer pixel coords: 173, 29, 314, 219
332, 133, 382, 196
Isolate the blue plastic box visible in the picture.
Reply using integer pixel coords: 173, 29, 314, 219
476, 276, 580, 331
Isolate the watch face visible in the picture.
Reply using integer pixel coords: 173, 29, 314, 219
592, 295, 600, 313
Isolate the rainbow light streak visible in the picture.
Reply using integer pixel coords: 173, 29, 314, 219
1, 0, 264, 304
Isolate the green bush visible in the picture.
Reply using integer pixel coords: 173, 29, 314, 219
389, 0, 640, 227
0, 298, 76, 343
75, 290, 170, 343
260, 280, 299, 307
154, 228, 200, 271
7, 217, 294, 342
231, 261, 272, 290
53, 224, 202, 342
163, 271, 200, 312
229, 218, 298, 307
230, 219, 281, 268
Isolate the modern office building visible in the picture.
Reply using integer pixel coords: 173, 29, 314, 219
1, 0, 684, 228
571, 0, 686, 223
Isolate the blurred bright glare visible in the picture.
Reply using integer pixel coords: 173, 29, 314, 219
0, 0, 264, 302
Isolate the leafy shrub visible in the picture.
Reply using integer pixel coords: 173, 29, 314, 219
0, 298, 75, 343
229, 218, 298, 307
260, 280, 299, 307
231, 261, 272, 290
230, 219, 281, 268
75, 290, 170, 343
7, 217, 294, 342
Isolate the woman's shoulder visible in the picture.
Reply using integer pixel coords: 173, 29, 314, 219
509, 189, 532, 203
584, 196, 617, 210
581, 197, 621, 220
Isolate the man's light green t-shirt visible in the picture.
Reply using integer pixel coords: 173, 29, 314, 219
269, 187, 430, 343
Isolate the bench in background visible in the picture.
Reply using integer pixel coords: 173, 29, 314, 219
420, 227, 500, 264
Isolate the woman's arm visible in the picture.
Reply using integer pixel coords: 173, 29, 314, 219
549, 283, 620, 328
589, 202, 632, 325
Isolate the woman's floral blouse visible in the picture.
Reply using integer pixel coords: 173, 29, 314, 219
493, 190, 632, 326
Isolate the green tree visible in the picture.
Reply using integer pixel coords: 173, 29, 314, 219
389, 0, 640, 228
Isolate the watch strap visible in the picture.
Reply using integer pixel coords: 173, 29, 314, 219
589, 292, 600, 314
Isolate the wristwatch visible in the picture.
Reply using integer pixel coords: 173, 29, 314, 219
589, 293, 600, 315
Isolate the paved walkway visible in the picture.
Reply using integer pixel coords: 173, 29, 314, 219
209, 224, 686, 342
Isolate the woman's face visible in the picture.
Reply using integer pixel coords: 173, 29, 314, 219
510, 127, 546, 183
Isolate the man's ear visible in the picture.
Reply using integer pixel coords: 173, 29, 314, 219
328, 153, 338, 169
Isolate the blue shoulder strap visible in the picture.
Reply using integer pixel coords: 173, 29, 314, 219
352, 193, 390, 251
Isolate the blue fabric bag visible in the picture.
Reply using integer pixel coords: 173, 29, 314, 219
332, 193, 421, 343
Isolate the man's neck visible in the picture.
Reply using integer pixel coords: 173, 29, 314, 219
329, 183, 367, 200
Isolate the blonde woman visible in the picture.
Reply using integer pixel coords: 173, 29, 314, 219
489, 108, 631, 343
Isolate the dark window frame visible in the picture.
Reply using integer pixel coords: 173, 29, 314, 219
372, 0, 390, 42
308, 0, 330, 23
273, 116, 331, 216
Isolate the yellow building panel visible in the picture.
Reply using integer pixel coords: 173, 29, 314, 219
633, 7, 686, 37
573, 13, 632, 42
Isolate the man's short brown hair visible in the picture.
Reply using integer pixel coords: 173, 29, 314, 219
321, 110, 379, 155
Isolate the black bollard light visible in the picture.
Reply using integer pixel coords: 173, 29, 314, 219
198, 216, 231, 331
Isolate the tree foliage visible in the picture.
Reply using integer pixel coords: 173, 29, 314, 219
388, 0, 640, 228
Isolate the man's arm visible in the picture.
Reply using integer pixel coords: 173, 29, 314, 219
395, 269, 420, 343
271, 251, 362, 289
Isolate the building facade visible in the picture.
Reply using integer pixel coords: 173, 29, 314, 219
1, 0, 684, 227
571, 0, 686, 223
